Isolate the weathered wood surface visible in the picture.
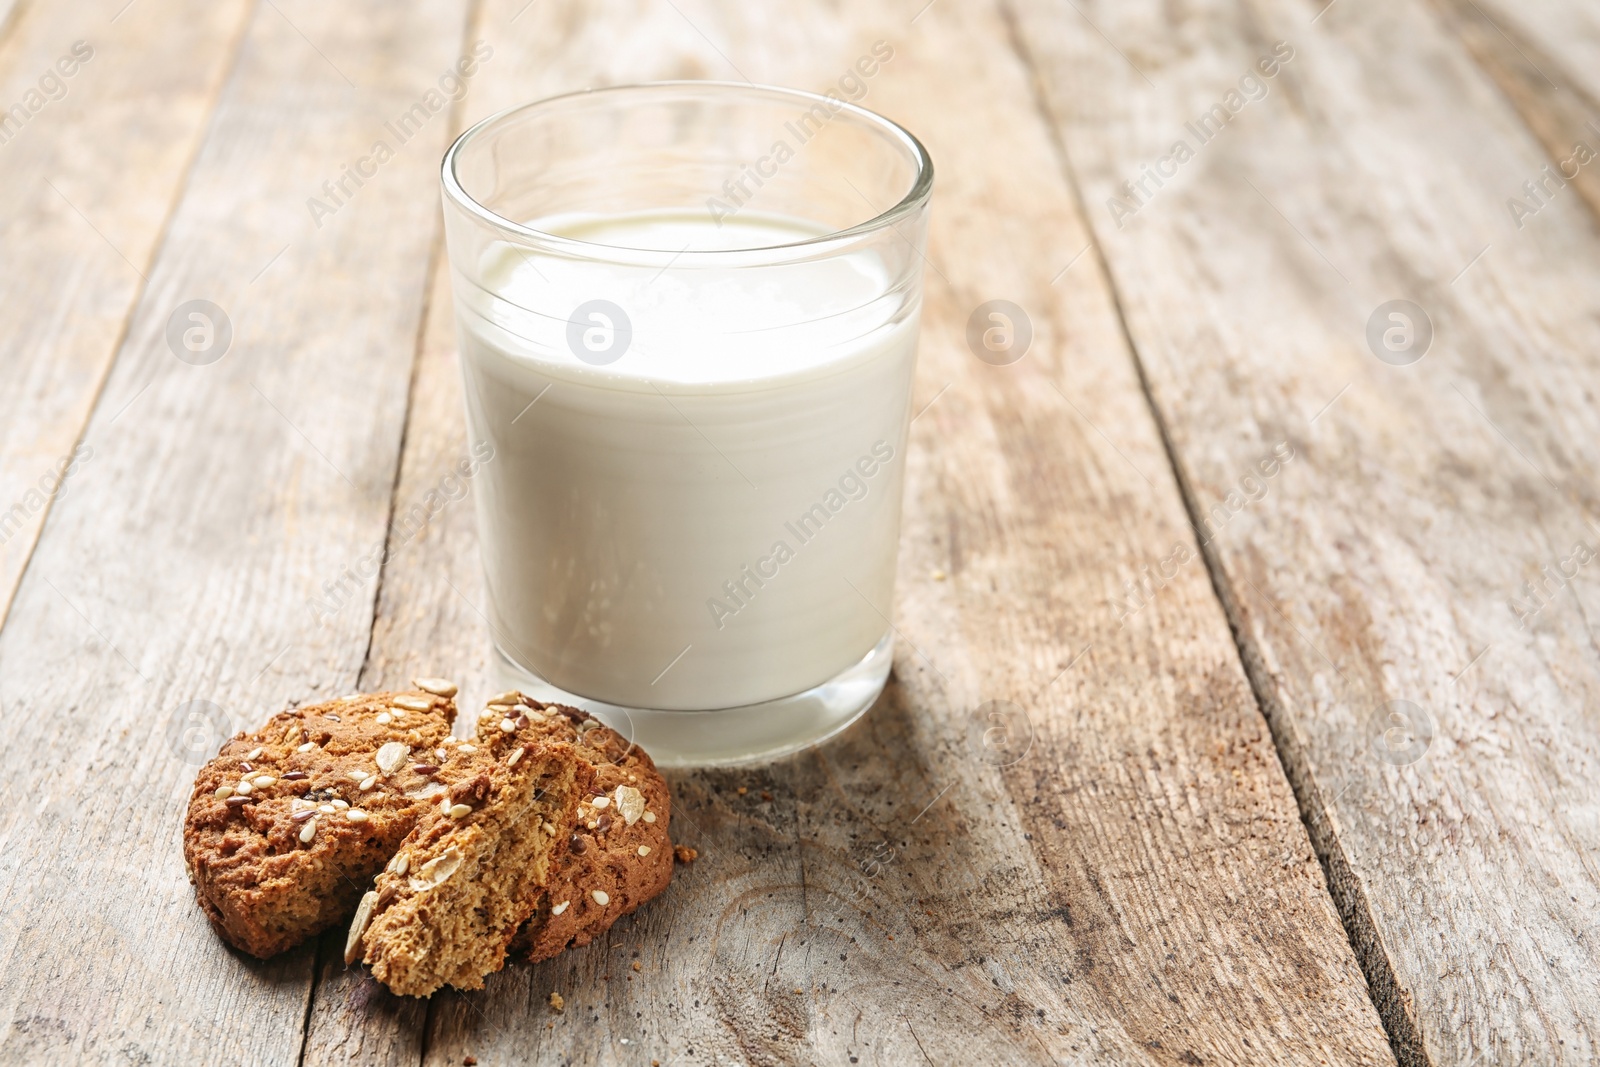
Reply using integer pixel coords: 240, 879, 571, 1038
1010, 0, 1600, 1062
0, 0, 253, 624
1432, 0, 1600, 229
6, 0, 1596, 1063
0, 0, 466, 1062
295, 1, 1394, 1065
302, 120, 481, 1067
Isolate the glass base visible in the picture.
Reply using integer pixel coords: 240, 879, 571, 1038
491, 631, 893, 767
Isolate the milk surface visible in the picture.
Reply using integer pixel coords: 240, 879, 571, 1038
455, 210, 919, 710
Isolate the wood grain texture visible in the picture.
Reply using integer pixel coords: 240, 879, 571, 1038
1444, 0, 1600, 106
1009, 0, 1600, 1062
298, 1, 1395, 1064
301, 121, 480, 1067
0, 1, 24, 48
1430, 0, 1600, 231
0, 0, 466, 1062
0, 0, 253, 625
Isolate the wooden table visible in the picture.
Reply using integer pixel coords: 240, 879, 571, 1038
2, 0, 1597, 1063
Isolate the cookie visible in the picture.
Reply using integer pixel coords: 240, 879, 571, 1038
182, 686, 460, 958
351, 707, 593, 996
514, 705, 674, 963
184, 684, 676, 984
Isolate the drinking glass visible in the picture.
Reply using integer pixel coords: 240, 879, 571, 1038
440, 82, 932, 765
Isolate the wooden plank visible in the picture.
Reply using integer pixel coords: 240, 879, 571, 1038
1440, 0, 1600, 105
0, 1, 468, 1062
0, 0, 254, 626
300, 182, 484, 1067
1009, 0, 1600, 1062
1428, 0, 1600, 228
0, 1, 22, 46
302, 1, 1396, 1064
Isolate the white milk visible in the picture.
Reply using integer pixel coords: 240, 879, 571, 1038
454, 210, 919, 711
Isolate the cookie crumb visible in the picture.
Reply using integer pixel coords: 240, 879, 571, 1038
548, 991, 565, 1012
463, 1057, 477, 1066
736, 786, 747, 795
631, 960, 642, 972
674, 845, 698, 864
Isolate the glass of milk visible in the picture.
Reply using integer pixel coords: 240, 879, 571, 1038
440, 82, 932, 765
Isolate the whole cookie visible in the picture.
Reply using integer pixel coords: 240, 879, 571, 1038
515, 705, 674, 962
183, 687, 460, 957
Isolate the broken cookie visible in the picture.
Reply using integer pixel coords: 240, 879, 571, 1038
182, 686, 460, 958
352, 710, 592, 996
185, 683, 678, 996
514, 705, 673, 963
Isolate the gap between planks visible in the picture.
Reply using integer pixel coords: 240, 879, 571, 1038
291, 0, 490, 1061
0, 0, 261, 628
1006, 0, 1600, 1062
995, 3, 1436, 1064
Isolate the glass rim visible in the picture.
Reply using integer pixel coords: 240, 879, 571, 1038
440, 80, 934, 264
